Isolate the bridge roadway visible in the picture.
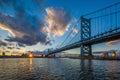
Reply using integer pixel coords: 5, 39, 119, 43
46, 28, 120, 56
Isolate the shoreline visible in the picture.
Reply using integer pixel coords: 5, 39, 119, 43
1, 56, 120, 60
69, 56, 120, 60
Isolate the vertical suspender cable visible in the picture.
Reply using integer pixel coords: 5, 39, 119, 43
115, 4, 117, 28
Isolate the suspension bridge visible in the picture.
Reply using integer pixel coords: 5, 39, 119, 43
46, 2, 120, 57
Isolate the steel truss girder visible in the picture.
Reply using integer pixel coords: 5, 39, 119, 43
80, 16, 92, 56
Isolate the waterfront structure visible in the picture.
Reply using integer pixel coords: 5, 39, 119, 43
102, 53, 108, 58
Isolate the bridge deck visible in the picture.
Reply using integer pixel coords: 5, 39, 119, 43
47, 28, 120, 56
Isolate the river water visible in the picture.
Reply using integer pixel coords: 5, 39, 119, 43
0, 58, 120, 80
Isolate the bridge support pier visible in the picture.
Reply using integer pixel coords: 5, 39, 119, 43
80, 16, 92, 56
81, 45, 92, 56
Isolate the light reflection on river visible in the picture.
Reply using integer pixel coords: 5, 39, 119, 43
0, 58, 120, 80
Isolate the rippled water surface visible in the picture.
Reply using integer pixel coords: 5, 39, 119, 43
0, 58, 120, 80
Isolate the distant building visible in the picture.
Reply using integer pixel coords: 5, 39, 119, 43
102, 52, 108, 58
2, 52, 5, 56
111, 51, 116, 57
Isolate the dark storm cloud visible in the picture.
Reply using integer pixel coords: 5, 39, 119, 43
0, 0, 73, 46
0, 0, 48, 45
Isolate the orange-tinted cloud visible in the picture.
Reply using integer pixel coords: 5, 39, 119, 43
106, 39, 120, 46
45, 7, 72, 36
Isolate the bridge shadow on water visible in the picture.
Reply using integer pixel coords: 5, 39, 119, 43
78, 59, 94, 80
78, 59, 120, 80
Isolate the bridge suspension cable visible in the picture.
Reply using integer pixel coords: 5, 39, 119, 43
58, 19, 80, 48
83, 2, 120, 17
58, 1, 120, 49
47, 2, 120, 56
86, 2, 120, 37
67, 30, 80, 44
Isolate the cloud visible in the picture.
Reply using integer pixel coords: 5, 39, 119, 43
0, 0, 48, 46
0, 40, 16, 47
0, 1, 73, 46
7, 46, 15, 49
7, 46, 21, 50
0, 40, 8, 46
44, 7, 72, 36
0, 40, 23, 50
17, 42, 26, 47
106, 39, 120, 46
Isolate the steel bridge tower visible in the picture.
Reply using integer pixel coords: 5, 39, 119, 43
80, 16, 92, 56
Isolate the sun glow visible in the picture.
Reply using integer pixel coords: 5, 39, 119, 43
112, 52, 116, 57
29, 54, 33, 58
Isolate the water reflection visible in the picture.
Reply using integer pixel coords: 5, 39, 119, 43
29, 58, 33, 72
0, 58, 120, 80
79, 60, 94, 80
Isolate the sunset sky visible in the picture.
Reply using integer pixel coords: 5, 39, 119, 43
0, 0, 120, 55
